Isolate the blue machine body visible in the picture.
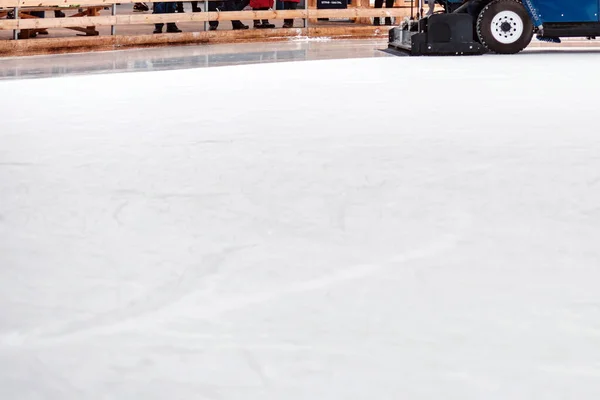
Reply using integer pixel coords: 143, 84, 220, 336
442, 0, 599, 24
389, 0, 600, 56
526, 0, 598, 23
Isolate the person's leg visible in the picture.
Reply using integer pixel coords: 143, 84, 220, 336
27, 10, 47, 36
153, 2, 166, 33
166, 1, 182, 31
425, 0, 435, 16
166, 22, 182, 32
134, 2, 150, 11
282, 2, 296, 28
373, 0, 383, 25
208, 1, 220, 30
260, 6, 275, 28
384, 0, 394, 25
252, 6, 263, 28
222, 0, 248, 29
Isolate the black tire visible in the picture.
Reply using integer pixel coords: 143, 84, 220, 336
476, 0, 534, 54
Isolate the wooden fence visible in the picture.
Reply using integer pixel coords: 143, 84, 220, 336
0, 0, 420, 55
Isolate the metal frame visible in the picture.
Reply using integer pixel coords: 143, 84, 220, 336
111, 3, 116, 35
304, 0, 307, 28
204, 0, 208, 31
13, 6, 19, 40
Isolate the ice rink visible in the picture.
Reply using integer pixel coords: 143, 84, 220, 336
2, 41, 600, 399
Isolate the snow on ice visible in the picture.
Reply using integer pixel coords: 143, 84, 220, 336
1, 52, 600, 399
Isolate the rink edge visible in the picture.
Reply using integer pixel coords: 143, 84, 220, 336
0, 26, 393, 57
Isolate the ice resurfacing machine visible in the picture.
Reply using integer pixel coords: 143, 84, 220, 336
389, 0, 600, 55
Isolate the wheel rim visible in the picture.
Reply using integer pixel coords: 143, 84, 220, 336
490, 10, 524, 44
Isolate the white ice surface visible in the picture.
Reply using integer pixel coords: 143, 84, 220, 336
2, 53, 600, 399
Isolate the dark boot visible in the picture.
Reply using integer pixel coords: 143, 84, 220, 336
153, 23, 163, 33
282, 2, 296, 27
191, 1, 202, 11
253, 7, 272, 28
373, 17, 380, 26
261, 19, 275, 28
384, 17, 392, 25
133, 2, 149, 11
176, 2, 184, 12
232, 20, 249, 29
166, 22, 182, 32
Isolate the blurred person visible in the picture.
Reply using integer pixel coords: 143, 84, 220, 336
190, 1, 203, 11
281, 0, 299, 28
426, 0, 435, 16
23, 8, 65, 36
152, 2, 182, 33
374, 0, 393, 25
250, 0, 275, 28
134, 2, 149, 12
207, 0, 249, 30
176, 1, 203, 12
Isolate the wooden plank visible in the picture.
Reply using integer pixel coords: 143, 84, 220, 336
307, 0, 317, 23
3, 0, 412, 6
315, 8, 408, 18
17, 0, 114, 5
7, 11, 297, 30
3, 5, 100, 10
0, 19, 18, 29
206, 10, 309, 21
67, 25, 98, 34
4, 0, 228, 5
1, 8, 409, 30
309, 24, 391, 37
0, 24, 393, 57
355, 0, 371, 25
0, 0, 19, 7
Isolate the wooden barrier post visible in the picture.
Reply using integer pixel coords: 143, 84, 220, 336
307, 0, 317, 23
355, 0, 370, 25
